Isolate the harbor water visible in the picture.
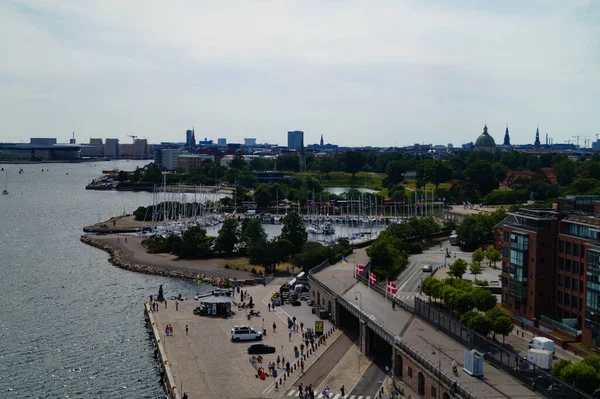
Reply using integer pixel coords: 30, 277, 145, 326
0, 160, 214, 398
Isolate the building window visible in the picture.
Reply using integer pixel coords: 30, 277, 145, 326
573, 261, 579, 275
573, 279, 579, 292
531, 290, 534, 296
558, 274, 564, 287
431, 386, 437, 398
503, 247, 509, 257
566, 259, 572, 272
567, 242, 572, 255
565, 294, 571, 306
559, 240, 565, 253
565, 276, 571, 290
558, 291, 563, 304
582, 247, 585, 258
558, 257, 564, 269
408, 367, 412, 378
573, 296, 578, 309
504, 231, 509, 241
574, 244, 580, 257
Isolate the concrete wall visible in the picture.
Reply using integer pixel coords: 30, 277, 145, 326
393, 345, 455, 399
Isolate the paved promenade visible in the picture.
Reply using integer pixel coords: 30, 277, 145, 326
151, 279, 340, 399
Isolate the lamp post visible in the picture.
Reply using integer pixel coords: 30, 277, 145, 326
431, 345, 441, 398
355, 292, 363, 354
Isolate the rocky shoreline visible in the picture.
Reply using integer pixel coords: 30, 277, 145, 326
80, 235, 227, 285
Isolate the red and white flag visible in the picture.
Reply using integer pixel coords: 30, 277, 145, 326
369, 271, 377, 284
355, 264, 365, 275
386, 280, 398, 295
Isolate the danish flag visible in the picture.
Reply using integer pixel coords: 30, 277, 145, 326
386, 280, 398, 295
369, 271, 377, 284
355, 263, 365, 275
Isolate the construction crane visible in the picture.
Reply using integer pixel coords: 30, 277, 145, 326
572, 135, 590, 148
127, 135, 138, 143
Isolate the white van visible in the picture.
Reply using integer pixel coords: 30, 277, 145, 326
528, 337, 555, 353
231, 325, 262, 341
244, 210, 256, 217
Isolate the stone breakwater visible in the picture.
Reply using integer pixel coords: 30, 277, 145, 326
80, 235, 225, 285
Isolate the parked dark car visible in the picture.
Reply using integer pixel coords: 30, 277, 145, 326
247, 344, 276, 355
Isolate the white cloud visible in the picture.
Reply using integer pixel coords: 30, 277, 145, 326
0, 0, 598, 146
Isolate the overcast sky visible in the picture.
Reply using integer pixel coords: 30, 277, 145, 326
1, 1, 598, 147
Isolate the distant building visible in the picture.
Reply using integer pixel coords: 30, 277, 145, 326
287, 131, 304, 151
244, 138, 257, 146
198, 137, 214, 146
177, 153, 215, 172
186, 129, 196, 148
160, 149, 184, 171
218, 138, 227, 146
133, 139, 149, 158
104, 139, 120, 158
534, 127, 541, 149
503, 126, 511, 146
255, 171, 284, 184
30, 138, 57, 145
474, 125, 496, 152
320, 134, 324, 146
81, 138, 103, 157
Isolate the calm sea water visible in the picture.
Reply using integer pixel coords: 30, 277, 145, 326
0, 160, 212, 398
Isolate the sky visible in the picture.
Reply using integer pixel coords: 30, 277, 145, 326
0, 1, 599, 147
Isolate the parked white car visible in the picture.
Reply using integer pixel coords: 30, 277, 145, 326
231, 325, 262, 342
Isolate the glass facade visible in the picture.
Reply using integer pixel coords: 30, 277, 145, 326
586, 249, 600, 345
509, 232, 529, 300
566, 222, 597, 239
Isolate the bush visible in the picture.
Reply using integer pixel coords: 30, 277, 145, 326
474, 279, 488, 287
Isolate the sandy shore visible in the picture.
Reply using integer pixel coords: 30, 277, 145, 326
81, 234, 253, 282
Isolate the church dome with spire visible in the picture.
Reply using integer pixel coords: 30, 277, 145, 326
475, 124, 496, 152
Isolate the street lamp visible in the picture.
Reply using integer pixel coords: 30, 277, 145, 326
355, 292, 363, 354
431, 345, 442, 398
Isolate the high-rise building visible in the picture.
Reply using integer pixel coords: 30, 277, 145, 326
287, 131, 304, 151
186, 129, 196, 148
218, 138, 227, 146
133, 139, 148, 158
244, 138, 257, 146
104, 138, 120, 158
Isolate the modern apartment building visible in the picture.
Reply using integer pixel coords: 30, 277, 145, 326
497, 196, 600, 348
287, 131, 304, 151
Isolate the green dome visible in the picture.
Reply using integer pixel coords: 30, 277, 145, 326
475, 125, 496, 151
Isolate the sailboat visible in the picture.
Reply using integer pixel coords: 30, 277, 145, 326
3, 170, 8, 195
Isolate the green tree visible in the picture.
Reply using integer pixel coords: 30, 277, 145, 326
448, 258, 468, 279
492, 316, 514, 343
181, 226, 215, 258
290, 241, 329, 272
468, 314, 492, 335
385, 160, 406, 187
239, 218, 267, 253
249, 238, 293, 273
464, 160, 498, 196
586, 161, 600, 180
249, 157, 271, 171
418, 159, 453, 189
560, 361, 600, 394
344, 151, 365, 178
278, 154, 300, 172
214, 218, 240, 255
230, 154, 247, 170
469, 261, 483, 278
319, 157, 335, 176
554, 159, 576, 186
472, 288, 497, 311
366, 236, 407, 280
279, 211, 307, 253
492, 163, 509, 184
142, 163, 163, 184
253, 184, 272, 208
472, 248, 485, 263
117, 170, 130, 182
486, 245, 501, 268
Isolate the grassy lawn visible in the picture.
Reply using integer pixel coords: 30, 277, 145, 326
293, 171, 385, 190
220, 258, 292, 274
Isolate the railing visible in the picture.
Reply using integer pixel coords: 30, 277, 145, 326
540, 315, 581, 337
355, 272, 415, 314
308, 260, 478, 399
415, 298, 593, 399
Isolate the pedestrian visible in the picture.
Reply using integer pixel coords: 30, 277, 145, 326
175, 301, 179, 311
292, 316, 296, 324
273, 322, 277, 333
286, 361, 290, 372
300, 322, 304, 331
185, 324, 188, 335
164, 300, 167, 309
277, 355, 281, 368
268, 303, 271, 312
125, 237, 128, 242
169, 324, 173, 335
165, 325, 169, 336
289, 331, 292, 341
300, 359, 304, 373
305, 338, 309, 349
341, 385, 345, 398
299, 384, 303, 398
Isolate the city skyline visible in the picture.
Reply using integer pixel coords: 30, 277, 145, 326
0, 1, 598, 146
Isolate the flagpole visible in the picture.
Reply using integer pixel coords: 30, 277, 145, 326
384, 279, 388, 327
